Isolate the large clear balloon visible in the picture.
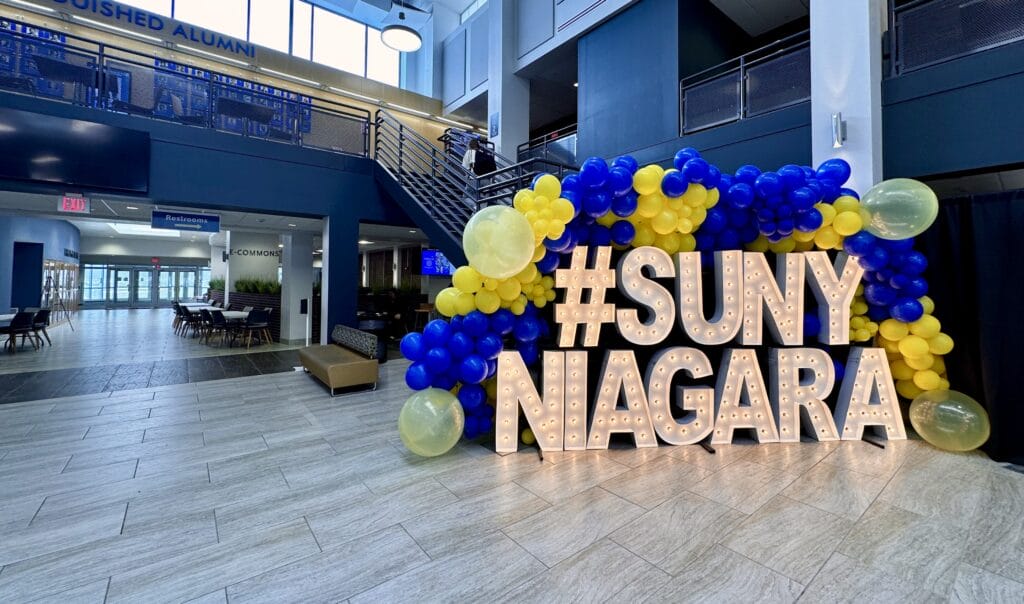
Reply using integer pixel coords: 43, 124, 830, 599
909, 390, 990, 452
462, 206, 535, 279
398, 388, 465, 457
860, 178, 939, 240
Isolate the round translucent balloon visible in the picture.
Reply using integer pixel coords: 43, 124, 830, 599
909, 390, 990, 452
463, 206, 535, 279
398, 388, 465, 457
861, 178, 939, 240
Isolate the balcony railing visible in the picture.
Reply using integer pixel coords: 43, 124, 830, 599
0, 18, 371, 156
516, 124, 578, 166
679, 30, 809, 134
890, 0, 1024, 76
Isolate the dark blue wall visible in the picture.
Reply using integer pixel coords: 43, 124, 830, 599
0, 213, 80, 310
577, 0, 811, 171
11, 242, 43, 309
883, 40, 1024, 178
0, 92, 414, 331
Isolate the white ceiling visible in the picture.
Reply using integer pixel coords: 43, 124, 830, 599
710, 0, 809, 37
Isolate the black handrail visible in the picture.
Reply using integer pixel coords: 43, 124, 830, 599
516, 124, 577, 159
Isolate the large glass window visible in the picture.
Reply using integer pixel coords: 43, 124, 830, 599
292, 0, 313, 60
81, 265, 107, 302
118, 0, 172, 17
312, 7, 366, 76
366, 27, 399, 87
174, 0, 249, 41
249, 0, 291, 54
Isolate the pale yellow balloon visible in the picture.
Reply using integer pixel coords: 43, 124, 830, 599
832, 196, 861, 214
768, 238, 796, 254
905, 352, 935, 371
898, 334, 930, 358
928, 333, 954, 355
909, 315, 941, 339
919, 295, 935, 315
398, 389, 464, 457
879, 319, 909, 341
909, 390, 990, 452
483, 277, 499, 291
463, 206, 536, 279
516, 263, 538, 284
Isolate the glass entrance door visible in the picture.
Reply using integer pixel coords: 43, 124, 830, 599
109, 268, 132, 306
133, 269, 153, 306
157, 269, 200, 304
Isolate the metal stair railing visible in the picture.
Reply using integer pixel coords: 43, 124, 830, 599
438, 127, 517, 171
477, 158, 578, 207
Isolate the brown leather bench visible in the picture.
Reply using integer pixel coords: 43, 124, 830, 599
299, 325, 379, 395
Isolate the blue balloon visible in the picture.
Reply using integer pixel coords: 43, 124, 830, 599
864, 283, 898, 306
757, 208, 775, 223
448, 315, 464, 331
446, 331, 474, 359
755, 172, 783, 197
583, 191, 612, 217
661, 170, 688, 197
425, 347, 452, 374
476, 334, 503, 360
610, 220, 635, 246
884, 238, 916, 253
430, 371, 457, 391
804, 313, 821, 338
607, 166, 633, 196
514, 316, 541, 342
458, 355, 489, 384
562, 190, 582, 216
611, 155, 639, 174
859, 246, 890, 272
478, 415, 495, 434
704, 165, 722, 189
463, 416, 480, 440
902, 277, 929, 299
611, 191, 638, 217
777, 219, 794, 236
536, 249, 560, 274
819, 178, 841, 202
727, 183, 755, 209
673, 147, 701, 170
898, 251, 928, 275
458, 383, 486, 411
796, 208, 824, 232
422, 319, 451, 349
486, 358, 498, 378
766, 231, 785, 243
734, 164, 761, 184
778, 164, 806, 190
839, 187, 860, 200
587, 224, 611, 246
399, 332, 426, 362
518, 342, 539, 366
867, 304, 891, 322
843, 231, 877, 257
695, 231, 715, 250
890, 298, 925, 323
788, 187, 817, 210
701, 207, 728, 234
681, 158, 709, 183
717, 230, 740, 250
544, 230, 573, 253
489, 308, 515, 335
580, 157, 609, 188
718, 173, 734, 191
816, 159, 852, 186
833, 359, 845, 382
462, 311, 489, 337
561, 173, 581, 193
405, 362, 431, 390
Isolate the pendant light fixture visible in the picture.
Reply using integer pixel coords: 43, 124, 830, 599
382, 2, 422, 52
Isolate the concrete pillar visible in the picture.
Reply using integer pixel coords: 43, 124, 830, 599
810, 0, 885, 192
280, 233, 313, 344
487, 0, 530, 158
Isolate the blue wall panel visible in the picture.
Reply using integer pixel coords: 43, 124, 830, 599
0, 214, 80, 310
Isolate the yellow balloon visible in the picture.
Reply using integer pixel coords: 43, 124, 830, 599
474, 289, 500, 314
832, 196, 861, 214
909, 390, 990, 451
435, 287, 459, 317
768, 238, 796, 254
880, 337, 902, 355
747, 236, 769, 253
679, 233, 697, 252
851, 301, 868, 315
813, 226, 840, 250
463, 206, 535, 279
815, 202, 837, 226
931, 356, 946, 375
909, 315, 941, 339
482, 277, 499, 291
547, 222, 566, 239
452, 266, 483, 293
705, 187, 720, 208
453, 291, 476, 316
850, 316, 866, 330
551, 198, 575, 223
928, 333, 954, 355
533, 174, 561, 200
596, 212, 617, 227
513, 189, 536, 212
633, 165, 664, 195
516, 263, 538, 284
634, 222, 656, 247
689, 206, 707, 227
896, 379, 924, 400
832, 211, 863, 236
919, 295, 935, 315
891, 359, 915, 381
521, 428, 535, 445
655, 232, 682, 254
879, 319, 910, 341
398, 388, 464, 457
637, 193, 664, 218
898, 334, 930, 358
532, 244, 546, 262
681, 183, 708, 207
533, 196, 551, 212
913, 370, 942, 391
652, 210, 678, 235
905, 352, 935, 371
792, 229, 816, 243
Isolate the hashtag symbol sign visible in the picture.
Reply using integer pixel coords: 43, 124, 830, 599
555, 246, 617, 348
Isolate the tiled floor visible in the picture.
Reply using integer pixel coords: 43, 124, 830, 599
0, 359, 1022, 602
0, 309, 303, 376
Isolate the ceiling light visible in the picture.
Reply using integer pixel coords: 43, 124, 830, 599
9, 0, 55, 12
573, 82, 578, 87
358, 240, 374, 245
315, 249, 323, 253
288, 223, 297, 227
126, 206, 139, 210
408, 229, 417, 233
177, 44, 250, 67
109, 222, 181, 238
277, 243, 284, 248
382, 10, 422, 53
433, 116, 475, 130
73, 15, 162, 42
31, 155, 60, 164
327, 87, 378, 103
259, 67, 321, 88
386, 103, 429, 117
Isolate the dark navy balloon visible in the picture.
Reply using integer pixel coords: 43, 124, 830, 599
589, 224, 612, 246
804, 313, 821, 338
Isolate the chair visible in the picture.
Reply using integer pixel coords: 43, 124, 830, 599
31, 309, 51, 346
0, 312, 38, 352
243, 306, 254, 312
209, 310, 232, 346
198, 309, 215, 342
172, 302, 183, 332
236, 309, 270, 348
178, 307, 201, 337
8, 307, 18, 314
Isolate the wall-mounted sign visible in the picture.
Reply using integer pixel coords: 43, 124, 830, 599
63, 248, 79, 259
58, 195, 89, 214
152, 210, 220, 233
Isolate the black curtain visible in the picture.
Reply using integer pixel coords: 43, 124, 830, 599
918, 190, 1024, 464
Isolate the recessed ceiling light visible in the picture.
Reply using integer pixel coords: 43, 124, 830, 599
315, 249, 323, 253
288, 223, 296, 227
108, 222, 180, 238
31, 155, 60, 164
277, 243, 284, 248
573, 82, 579, 87
408, 229, 417, 233
358, 240, 374, 245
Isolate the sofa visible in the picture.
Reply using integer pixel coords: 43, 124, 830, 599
299, 325, 379, 395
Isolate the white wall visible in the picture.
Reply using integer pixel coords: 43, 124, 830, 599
227, 231, 282, 288
80, 237, 210, 259
210, 244, 227, 279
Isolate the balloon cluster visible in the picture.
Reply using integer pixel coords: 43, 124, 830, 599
402, 314, 504, 392
842, 232, 929, 323
876, 305, 954, 400
847, 284, 878, 343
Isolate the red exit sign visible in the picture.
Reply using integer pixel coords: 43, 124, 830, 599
59, 195, 90, 214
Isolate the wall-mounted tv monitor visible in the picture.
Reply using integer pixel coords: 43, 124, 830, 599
421, 249, 456, 276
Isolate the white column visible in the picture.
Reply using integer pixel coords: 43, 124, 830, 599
487, 0, 530, 158
810, 0, 885, 192
281, 233, 313, 344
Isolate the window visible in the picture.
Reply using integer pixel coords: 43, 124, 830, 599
292, 0, 313, 60
118, 0, 172, 16
312, 7, 366, 76
81, 265, 107, 303
249, 0, 291, 54
366, 27, 399, 87
460, 0, 487, 24
174, 0, 249, 41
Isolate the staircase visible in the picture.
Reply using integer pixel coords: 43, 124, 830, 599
373, 110, 578, 264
